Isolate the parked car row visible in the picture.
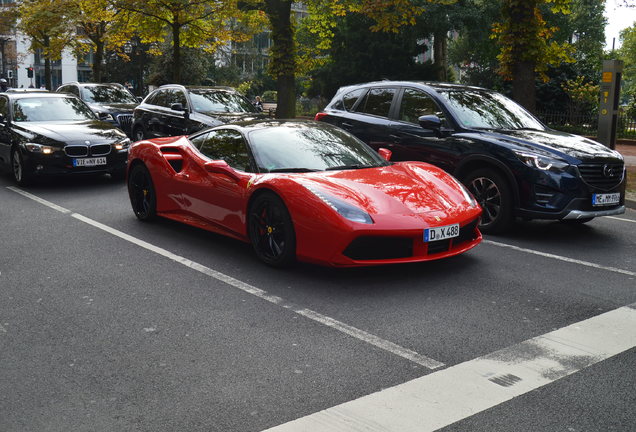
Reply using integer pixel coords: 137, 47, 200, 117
0, 79, 627, 267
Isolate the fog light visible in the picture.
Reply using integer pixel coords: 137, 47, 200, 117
36, 165, 44, 171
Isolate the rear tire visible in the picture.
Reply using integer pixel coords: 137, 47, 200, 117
464, 168, 513, 234
127, 164, 157, 221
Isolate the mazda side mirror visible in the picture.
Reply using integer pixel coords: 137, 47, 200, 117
418, 115, 442, 130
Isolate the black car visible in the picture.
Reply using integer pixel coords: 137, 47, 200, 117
56, 82, 139, 137
131, 84, 265, 141
0, 92, 131, 185
315, 81, 626, 233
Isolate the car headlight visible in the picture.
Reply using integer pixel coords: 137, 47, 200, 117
98, 113, 115, 122
514, 151, 569, 172
24, 143, 55, 155
113, 138, 131, 151
306, 185, 373, 224
450, 177, 478, 208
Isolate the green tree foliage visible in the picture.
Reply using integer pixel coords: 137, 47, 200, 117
492, 0, 574, 112
17, 0, 76, 90
619, 24, 636, 111
114, 0, 265, 83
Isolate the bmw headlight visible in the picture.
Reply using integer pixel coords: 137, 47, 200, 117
306, 185, 373, 224
24, 143, 55, 155
113, 138, 131, 151
514, 151, 569, 172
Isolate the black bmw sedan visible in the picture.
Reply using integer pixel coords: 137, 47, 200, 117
0, 92, 131, 185
316, 81, 626, 233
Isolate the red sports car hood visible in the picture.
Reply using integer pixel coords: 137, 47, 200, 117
297, 162, 474, 220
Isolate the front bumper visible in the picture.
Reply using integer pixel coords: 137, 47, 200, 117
561, 206, 626, 220
22, 148, 128, 176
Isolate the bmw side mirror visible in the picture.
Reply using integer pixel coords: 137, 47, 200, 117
418, 115, 442, 131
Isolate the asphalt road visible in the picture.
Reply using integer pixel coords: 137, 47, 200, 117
0, 173, 634, 432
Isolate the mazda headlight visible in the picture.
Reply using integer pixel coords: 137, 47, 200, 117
24, 143, 54, 155
113, 138, 131, 151
514, 151, 569, 172
306, 185, 373, 224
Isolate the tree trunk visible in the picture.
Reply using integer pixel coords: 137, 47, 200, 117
264, 0, 295, 118
44, 35, 52, 90
172, 24, 181, 83
433, 29, 447, 81
512, 61, 536, 113
93, 40, 104, 82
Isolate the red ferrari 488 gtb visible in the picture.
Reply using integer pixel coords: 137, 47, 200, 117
127, 120, 482, 267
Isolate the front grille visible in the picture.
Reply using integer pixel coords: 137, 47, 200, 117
577, 162, 624, 190
427, 239, 450, 254
65, 145, 88, 157
455, 219, 479, 245
343, 237, 413, 260
90, 144, 111, 156
117, 114, 133, 133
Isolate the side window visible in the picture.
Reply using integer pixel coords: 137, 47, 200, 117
69, 86, 80, 97
199, 129, 251, 172
148, 90, 168, 107
356, 88, 395, 118
342, 88, 366, 111
399, 89, 443, 124
189, 132, 209, 150
0, 97, 8, 118
173, 90, 188, 108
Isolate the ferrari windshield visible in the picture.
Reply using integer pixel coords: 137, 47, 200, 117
81, 85, 137, 104
248, 123, 390, 173
437, 89, 546, 131
12, 97, 96, 122
190, 90, 257, 114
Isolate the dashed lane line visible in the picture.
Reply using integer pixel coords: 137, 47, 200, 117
262, 303, 636, 432
483, 239, 636, 277
7, 186, 444, 370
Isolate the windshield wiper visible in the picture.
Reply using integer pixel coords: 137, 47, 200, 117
326, 164, 376, 171
266, 168, 320, 173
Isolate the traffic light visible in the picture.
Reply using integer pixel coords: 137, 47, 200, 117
26, 67, 33, 78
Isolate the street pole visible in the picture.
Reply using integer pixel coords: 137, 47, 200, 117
597, 60, 623, 150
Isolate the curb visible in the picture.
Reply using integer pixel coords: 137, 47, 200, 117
626, 198, 636, 210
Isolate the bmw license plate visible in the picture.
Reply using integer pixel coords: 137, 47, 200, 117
73, 157, 107, 167
424, 224, 459, 242
592, 193, 620, 206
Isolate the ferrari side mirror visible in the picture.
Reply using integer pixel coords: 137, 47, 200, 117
378, 148, 392, 161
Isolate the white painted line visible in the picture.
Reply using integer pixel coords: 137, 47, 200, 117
5, 186, 443, 369
7, 187, 72, 214
483, 239, 636, 277
263, 304, 636, 432
607, 216, 636, 224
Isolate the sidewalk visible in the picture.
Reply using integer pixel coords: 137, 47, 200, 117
616, 143, 636, 210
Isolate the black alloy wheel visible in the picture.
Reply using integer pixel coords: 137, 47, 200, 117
127, 164, 157, 221
248, 192, 296, 267
11, 147, 33, 186
465, 168, 513, 234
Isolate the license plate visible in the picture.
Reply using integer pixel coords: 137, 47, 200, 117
424, 223, 459, 242
592, 193, 620, 206
73, 157, 107, 167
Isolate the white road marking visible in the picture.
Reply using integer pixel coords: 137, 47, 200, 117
263, 304, 636, 432
607, 216, 636, 223
483, 239, 636, 277
6, 187, 443, 370
7, 187, 72, 214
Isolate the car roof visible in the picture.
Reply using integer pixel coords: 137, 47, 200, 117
334, 80, 491, 96
4, 92, 77, 100
157, 84, 237, 92
201, 119, 335, 134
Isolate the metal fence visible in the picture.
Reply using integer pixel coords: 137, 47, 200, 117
537, 110, 636, 139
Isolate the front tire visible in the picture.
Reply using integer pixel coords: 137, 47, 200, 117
132, 126, 145, 142
248, 192, 296, 267
127, 164, 157, 221
11, 147, 33, 186
464, 168, 513, 234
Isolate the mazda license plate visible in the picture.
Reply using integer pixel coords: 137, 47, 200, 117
424, 224, 459, 242
73, 157, 107, 167
592, 193, 620, 206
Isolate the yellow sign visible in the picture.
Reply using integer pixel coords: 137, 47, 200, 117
601, 108, 608, 115
602, 72, 613, 82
